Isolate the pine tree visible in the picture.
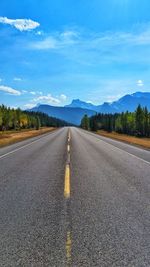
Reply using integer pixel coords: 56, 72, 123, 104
135, 105, 144, 136
81, 115, 90, 130
36, 116, 41, 130
143, 107, 149, 137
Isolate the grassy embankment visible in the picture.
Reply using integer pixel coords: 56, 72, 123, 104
96, 130, 150, 149
0, 127, 56, 148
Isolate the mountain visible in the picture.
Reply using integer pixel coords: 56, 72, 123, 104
111, 92, 150, 112
65, 99, 114, 112
30, 105, 96, 125
65, 92, 150, 113
29, 92, 150, 125
65, 99, 95, 110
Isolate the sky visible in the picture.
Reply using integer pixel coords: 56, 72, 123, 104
0, 0, 150, 108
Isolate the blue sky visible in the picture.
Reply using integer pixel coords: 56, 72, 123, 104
0, 0, 150, 108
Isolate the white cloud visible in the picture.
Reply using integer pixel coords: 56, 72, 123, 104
88, 24, 150, 49
30, 30, 79, 50
36, 31, 43, 36
87, 100, 94, 104
60, 30, 79, 43
0, 85, 21, 95
25, 93, 67, 108
28, 24, 150, 67
137, 80, 144, 87
30, 36, 58, 50
106, 94, 122, 102
38, 91, 43, 95
10, 106, 18, 110
32, 94, 61, 105
13, 77, 22, 81
29, 24, 150, 53
24, 103, 35, 109
30, 91, 36, 95
60, 94, 67, 101
0, 17, 40, 31
21, 90, 43, 95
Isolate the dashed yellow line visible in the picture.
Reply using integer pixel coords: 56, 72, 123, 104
67, 144, 70, 153
65, 129, 72, 265
66, 231, 72, 265
64, 164, 70, 199
68, 131, 71, 142
64, 129, 71, 199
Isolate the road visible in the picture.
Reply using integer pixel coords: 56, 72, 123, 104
0, 127, 150, 266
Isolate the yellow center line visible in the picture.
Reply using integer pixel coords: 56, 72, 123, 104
68, 130, 71, 142
66, 231, 72, 265
64, 164, 70, 199
67, 144, 70, 153
65, 129, 72, 266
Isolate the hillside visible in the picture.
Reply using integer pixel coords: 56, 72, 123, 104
66, 92, 150, 113
30, 105, 96, 125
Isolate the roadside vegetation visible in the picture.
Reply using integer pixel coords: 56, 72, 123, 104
0, 105, 70, 131
81, 105, 150, 148
96, 130, 150, 149
0, 105, 70, 147
81, 105, 150, 137
0, 128, 57, 148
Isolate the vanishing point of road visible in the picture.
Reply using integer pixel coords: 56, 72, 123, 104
0, 127, 150, 266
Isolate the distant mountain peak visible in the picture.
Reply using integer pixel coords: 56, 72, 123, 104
131, 91, 150, 98
70, 99, 90, 104
65, 91, 150, 113
65, 98, 95, 109
36, 103, 41, 107
72, 99, 80, 102
29, 91, 150, 125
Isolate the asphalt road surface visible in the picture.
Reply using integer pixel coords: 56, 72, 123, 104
0, 127, 150, 267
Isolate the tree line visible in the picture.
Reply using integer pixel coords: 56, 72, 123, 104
81, 105, 150, 137
0, 105, 69, 131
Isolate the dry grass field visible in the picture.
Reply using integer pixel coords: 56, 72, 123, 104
0, 127, 56, 147
97, 130, 150, 149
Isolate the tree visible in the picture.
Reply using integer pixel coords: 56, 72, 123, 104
0, 108, 3, 129
115, 116, 123, 133
90, 115, 98, 131
36, 116, 41, 130
0, 105, 70, 132
135, 105, 144, 136
143, 107, 149, 137
81, 115, 90, 130
86, 105, 150, 138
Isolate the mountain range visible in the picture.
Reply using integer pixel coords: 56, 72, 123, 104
30, 92, 150, 125
66, 92, 150, 113
30, 105, 96, 125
